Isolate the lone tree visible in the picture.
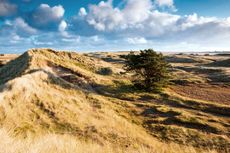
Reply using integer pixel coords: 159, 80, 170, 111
125, 49, 170, 91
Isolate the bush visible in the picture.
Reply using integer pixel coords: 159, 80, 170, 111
124, 49, 170, 91
97, 67, 113, 75
0, 61, 4, 67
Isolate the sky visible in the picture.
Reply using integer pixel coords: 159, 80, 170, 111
1, 0, 230, 53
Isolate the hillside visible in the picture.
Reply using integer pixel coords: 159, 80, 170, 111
206, 58, 230, 67
0, 49, 229, 153
0, 54, 18, 67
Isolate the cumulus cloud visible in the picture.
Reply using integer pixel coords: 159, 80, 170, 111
122, 0, 153, 25
84, 0, 152, 31
59, 20, 69, 37
0, 0, 17, 17
67, 0, 230, 51
28, 4, 65, 30
86, 0, 123, 31
73, 1, 230, 38
73, 0, 180, 36
71, 0, 180, 38
78, 7, 87, 17
0, 17, 37, 38
155, 0, 174, 7
59, 20, 67, 32
2, 0, 230, 53
14, 17, 37, 35
180, 13, 218, 30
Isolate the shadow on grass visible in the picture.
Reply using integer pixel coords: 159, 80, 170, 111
0, 52, 30, 85
142, 106, 222, 135
159, 93, 230, 117
101, 57, 125, 64
93, 83, 134, 100
135, 95, 229, 150
175, 65, 230, 83
92, 80, 152, 101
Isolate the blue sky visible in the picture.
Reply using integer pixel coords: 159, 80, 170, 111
1, 0, 230, 53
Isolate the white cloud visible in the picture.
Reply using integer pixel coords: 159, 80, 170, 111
122, 0, 153, 24
30, 4, 65, 28
14, 17, 37, 35
59, 20, 69, 37
78, 7, 87, 17
0, 17, 37, 40
141, 10, 180, 36
81, 0, 179, 33
4, 20, 12, 26
85, 0, 153, 31
39, 4, 64, 19
180, 13, 218, 30
86, 0, 123, 31
126, 37, 148, 44
12, 34, 21, 41
62, 36, 80, 43
59, 20, 67, 32
76, 0, 230, 39
69, 0, 230, 51
155, 0, 174, 7
9, 33, 21, 44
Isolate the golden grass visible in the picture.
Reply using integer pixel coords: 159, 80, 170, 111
0, 49, 227, 153
0, 128, 217, 153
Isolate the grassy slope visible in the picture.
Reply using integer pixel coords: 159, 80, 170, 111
88, 52, 230, 152
0, 49, 229, 153
0, 49, 168, 153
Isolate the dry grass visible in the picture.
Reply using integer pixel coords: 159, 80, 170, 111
0, 49, 228, 153
0, 128, 217, 153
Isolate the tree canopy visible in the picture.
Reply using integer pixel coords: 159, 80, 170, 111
125, 49, 170, 91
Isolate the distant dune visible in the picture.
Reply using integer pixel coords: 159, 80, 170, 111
207, 58, 230, 67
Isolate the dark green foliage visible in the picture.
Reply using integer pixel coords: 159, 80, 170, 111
97, 67, 113, 75
125, 49, 170, 91
0, 61, 4, 67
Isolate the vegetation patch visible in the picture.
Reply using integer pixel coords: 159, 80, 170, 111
97, 67, 113, 75
124, 49, 170, 92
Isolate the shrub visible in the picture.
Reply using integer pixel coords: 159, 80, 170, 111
98, 67, 113, 75
0, 61, 4, 67
124, 49, 170, 91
